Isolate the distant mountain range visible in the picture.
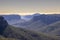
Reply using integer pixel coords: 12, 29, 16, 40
21, 15, 33, 21
0, 14, 60, 40
2, 13, 60, 31
5, 13, 60, 32
0, 16, 58, 40
3, 14, 21, 25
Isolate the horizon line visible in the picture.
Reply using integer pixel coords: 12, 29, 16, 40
0, 13, 60, 15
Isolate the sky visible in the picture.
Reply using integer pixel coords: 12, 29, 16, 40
0, 0, 60, 15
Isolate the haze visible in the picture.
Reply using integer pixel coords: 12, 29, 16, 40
0, 0, 60, 15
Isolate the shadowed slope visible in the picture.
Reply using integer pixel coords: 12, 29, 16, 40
0, 16, 8, 35
2, 25, 59, 40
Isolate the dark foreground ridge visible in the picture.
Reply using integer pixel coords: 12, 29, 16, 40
0, 16, 8, 35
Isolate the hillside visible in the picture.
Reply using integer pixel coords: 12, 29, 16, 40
2, 25, 59, 40
40, 21, 60, 33
38, 21, 60, 38
13, 14, 60, 32
49, 28, 60, 37
0, 16, 60, 40
0, 38, 17, 40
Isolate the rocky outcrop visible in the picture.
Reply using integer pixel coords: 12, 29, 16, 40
0, 16, 8, 35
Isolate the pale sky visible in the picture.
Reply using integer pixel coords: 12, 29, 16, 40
0, 0, 60, 15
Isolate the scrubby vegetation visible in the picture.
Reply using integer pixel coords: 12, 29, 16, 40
2, 25, 59, 40
0, 16, 60, 40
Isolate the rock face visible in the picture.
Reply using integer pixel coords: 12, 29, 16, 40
0, 16, 8, 35
32, 14, 60, 24
3, 15, 21, 25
